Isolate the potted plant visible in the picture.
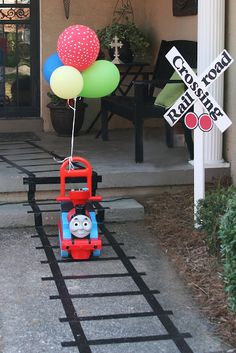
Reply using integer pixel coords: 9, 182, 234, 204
96, 21, 151, 63
47, 92, 87, 136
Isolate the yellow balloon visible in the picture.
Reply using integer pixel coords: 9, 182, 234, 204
50, 66, 84, 99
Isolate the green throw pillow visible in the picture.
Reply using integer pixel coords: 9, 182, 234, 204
154, 71, 185, 109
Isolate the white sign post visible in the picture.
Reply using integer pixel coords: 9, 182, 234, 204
164, 47, 234, 220
194, 103, 205, 211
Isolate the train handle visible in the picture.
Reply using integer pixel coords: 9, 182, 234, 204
60, 157, 92, 176
59, 157, 93, 198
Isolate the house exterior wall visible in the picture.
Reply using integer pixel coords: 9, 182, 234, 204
144, 0, 197, 55
41, 0, 145, 132
41, 0, 114, 131
41, 0, 197, 133
225, 0, 236, 183
40, 0, 236, 183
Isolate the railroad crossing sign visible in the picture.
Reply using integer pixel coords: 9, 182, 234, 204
163, 47, 234, 223
164, 47, 234, 132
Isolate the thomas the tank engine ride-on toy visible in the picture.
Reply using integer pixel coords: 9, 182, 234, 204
56, 157, 102, 260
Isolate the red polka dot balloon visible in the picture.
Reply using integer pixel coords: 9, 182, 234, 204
57, 25, 100, 71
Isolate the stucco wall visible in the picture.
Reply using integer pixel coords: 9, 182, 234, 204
144, 0, 197, 60
41, 0, 113, 131
41, 0, 197, 132
225, 0, 236, 182
41, 0, 145, 132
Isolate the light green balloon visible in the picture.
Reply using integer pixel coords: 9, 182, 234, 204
50, 65, 84, 99
80, 60, 120, 98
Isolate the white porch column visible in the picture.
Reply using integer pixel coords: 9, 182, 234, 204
197, 0, 226, 166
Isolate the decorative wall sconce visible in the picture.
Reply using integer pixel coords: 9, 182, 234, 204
173, 0, 198, 16
63, 0, 70, 19
113, 0, 134, 23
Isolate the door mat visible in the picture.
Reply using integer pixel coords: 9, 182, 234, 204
0, 132, 40, 142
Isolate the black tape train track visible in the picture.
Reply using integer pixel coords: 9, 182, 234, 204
0, 138, 194, 352
23, 177, 194, 353
0, 139, 64, 178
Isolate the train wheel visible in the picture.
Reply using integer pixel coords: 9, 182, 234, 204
58, 230, 69, 258
93, 249, 101, 257
60, 249, 69, 258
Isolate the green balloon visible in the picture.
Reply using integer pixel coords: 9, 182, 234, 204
80, 60, 120, 98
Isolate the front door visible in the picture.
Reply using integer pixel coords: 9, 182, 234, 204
0, 0, 40, 118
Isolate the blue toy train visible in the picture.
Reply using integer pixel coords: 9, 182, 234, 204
56, 157, 102, 260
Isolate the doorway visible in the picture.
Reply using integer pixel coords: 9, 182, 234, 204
0, 0, 40, 118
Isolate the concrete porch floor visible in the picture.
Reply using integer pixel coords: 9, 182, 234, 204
0, 127, 230, 198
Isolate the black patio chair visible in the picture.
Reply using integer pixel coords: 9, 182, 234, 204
100, 40, 197, 163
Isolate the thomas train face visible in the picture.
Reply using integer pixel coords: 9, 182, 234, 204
69, 215, 92, 238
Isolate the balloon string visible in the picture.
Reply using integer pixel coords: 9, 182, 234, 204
69, 97, 77, 170
53, 97, 81, 170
